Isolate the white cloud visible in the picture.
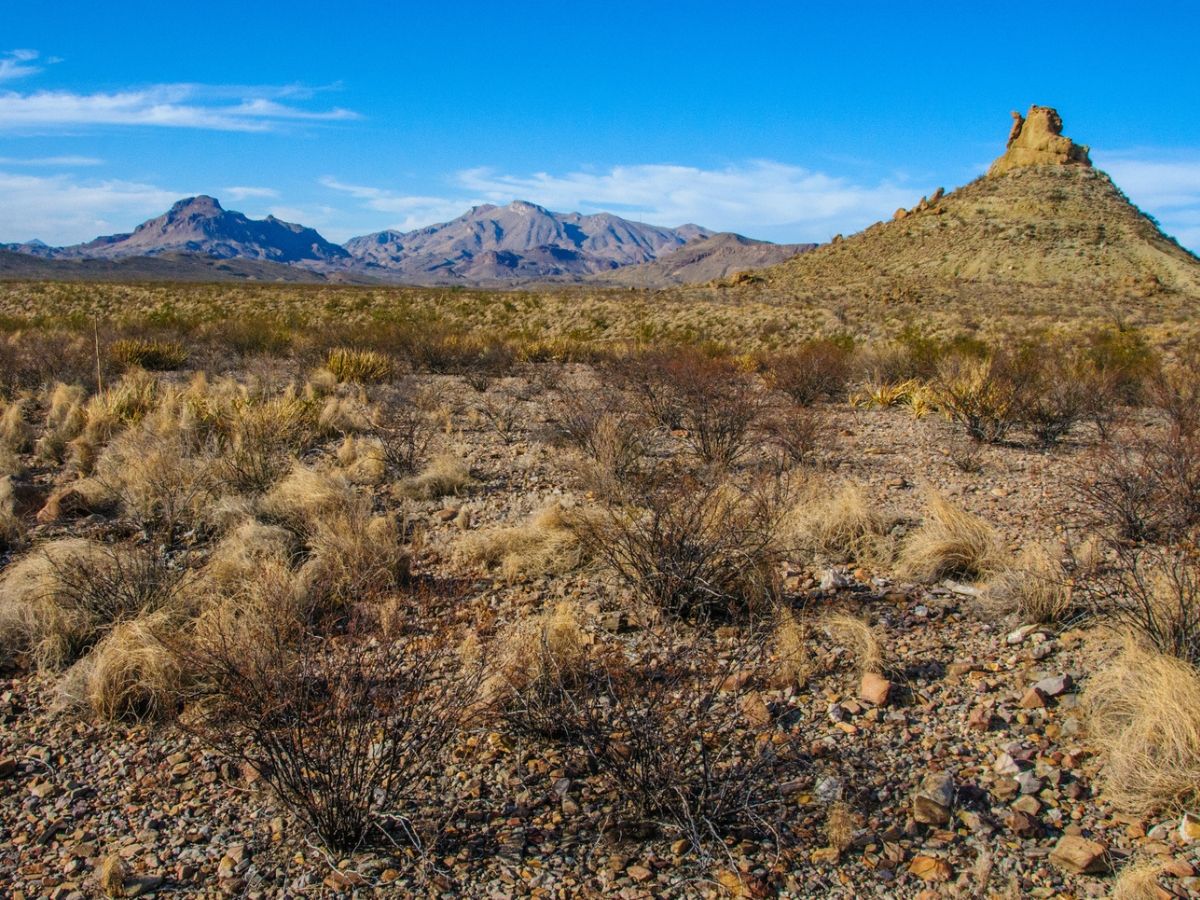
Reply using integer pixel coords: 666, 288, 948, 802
323, 162, 917, 241
0, 171, 182, 245
0, 84, 356, 132
0, 50, 41, 81
224, 186, 280, 201
1093, 153, 1200, 253
0, 155, 103, 165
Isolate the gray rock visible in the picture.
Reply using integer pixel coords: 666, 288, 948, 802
1033, 675, 1072, 697
920, 772, 955, 808
1016, 771, 1044, 794
993, 753, 1022, 776
815, 776, 844, 802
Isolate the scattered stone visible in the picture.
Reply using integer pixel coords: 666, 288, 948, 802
815, 776, 844, 802
1033, 674, 1072, 697
1181, 814, 1200, 843
626, 864, 653, 883
1007, 810, 1042, 838
913, 795, 952, 827
993, 753, 1022, 776
859, 672, 891, 706
967, 705, 991, 731
909, 856, 953, 882
1019, 687, 1047, 709
1011, 795, 1041, 816
920, 772, 955, 808
1049, 835, 1110, 875
1016, 771, 1044, 794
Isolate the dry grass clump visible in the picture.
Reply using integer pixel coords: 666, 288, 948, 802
36, 382, 87, 463
260, 464, 352, 534
982, 544, 1075, 623
97, 855, 126, 899
0, 539, 187, 670
1111, 858, 1168, 900
1084, 640, 1200, 815
824, 802, 856, 855
790, 479, 894, 565
201, 520, 297, 590
325, 347, 396, 383
397, 453, 476, 500
0, 476, 25, 550
485, 603, 589, 717
336, 434, 388, 485
0, 399, 34, 453
296, 509, 409, 610
61, 612, 183, 720
898, 491, 1007, 582
110, 338, 188, 371
318, 394, 372, 435
81, 369, 160, 445
821, 612, 885, 677
773, 606, 812, 687
458, 502, 596, 581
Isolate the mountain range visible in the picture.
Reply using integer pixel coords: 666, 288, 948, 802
3, 197, 811, 285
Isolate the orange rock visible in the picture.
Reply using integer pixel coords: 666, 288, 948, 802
909, 856, 953, 882
859, 672, 891, 706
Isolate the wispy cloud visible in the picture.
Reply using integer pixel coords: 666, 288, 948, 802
323, 162, 917, 241
0, 50, 41, 81
1094, 152, 1200, 252
224, 186, 280, 201
0, 155, 103, 166
0, 83, 357, 132
0, 171, 182, 245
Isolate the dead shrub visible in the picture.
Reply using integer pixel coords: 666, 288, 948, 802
474, 390, 522, 444
898, 491, 1007, 583
1084, 640, 1200, 815
367, 379, 437, 475
458, 502, 596, 582
554, 386, 645, 494
177, 605, 480, 852
209, 392, 319, 496
931, 351, 1027, 444
575, 470, 789, 620
297, 509, 410, 611
0, 540, 189, 670
766, 339, 852, 406
1017, 343, 1089, 446
982, 544, 1075, 624
761, 405, 832, 468
397, 454, 476, 500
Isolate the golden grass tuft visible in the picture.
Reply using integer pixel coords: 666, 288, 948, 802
1084, 640, 1200, 815
36, 382, 87, 463
772, 606, 812, 688
397, 453, 476, 500
1111, 858, 1168, 900
982, 544, 1074, 623
296, 509, 410, 609
261, 464, 352, 534
336, 434, 388, 485
825, 802, 856, 854
319, 395, 372, 435
821, 612, 885, 676
64, 612, 182, 721
790, 479, 894, 566
0, 399, 34, 453
0, 476, 24, 550
485, 602, 588, 704
202, 520, 297, 591
325, 348, 396, 383
457, 502, 596, 582
898, 490, 1007, 583
110, 337, 188, 371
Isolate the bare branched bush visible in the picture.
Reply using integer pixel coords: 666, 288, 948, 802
931, 351, 1029, 444
1019, 345, 1089, 446
1085, 640, 1200, 815
178, 606, 480, 852
766, 339, 852, 406
575, 470, 788, 620
475, 390, 522, 443
761, 405, 831, 469
899, 491, 1007, 583
368, 379, 438, 475
554, 386, 645, 495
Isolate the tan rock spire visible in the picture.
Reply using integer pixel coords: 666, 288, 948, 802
988, 105, 1092, 176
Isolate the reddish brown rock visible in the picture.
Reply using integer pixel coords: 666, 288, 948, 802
1049, 835, 1110, 875
859, 672, 891, 706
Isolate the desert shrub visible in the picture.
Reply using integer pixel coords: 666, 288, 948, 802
575, 470, 788, 619
554, 385, 645, 494
179, 605, 480, 852
1077, 427, 1200, 544
110, 338, 188, 372
296, 509, 410, 611
367, 379, 438, 475
931, 351, 1029, 444
79, 369, 160, 450
615, 349, 766, 467
397, 454, 476, 500
0, 540, 189, 669
1150, 345, 1200, 438
493, 622, 802, 852
982, 544, 1076, 624
1016, 343, 1089, 445
325, 348, 396, 383
458, 502, 596, 581
318, 393, 372, 435
0, 329, 98, 394
1082, 327, 1157, 408
760, 406, 831, 469
899, 491, 1007, 582
766, 338, 853, 406
1084, 640, 1200, 815
474, 390, 522, 443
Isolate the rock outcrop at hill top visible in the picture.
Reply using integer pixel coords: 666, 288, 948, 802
988, 105, 1092, 177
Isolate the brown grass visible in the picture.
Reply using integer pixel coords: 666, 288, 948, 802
821, 612, 885, 676
772, 606, 813, 687
1084, 639, 1200, 815
1111, 857, 1168, 900
64, 612, 182, 720
296, 509, 409, 610
791, 479, 894, 566
0, 400, 33, 453
397, 453, 476, 500
457, 502, 596, 582
824, 801, 856, 854
335, 434, 388, 485
261, 464, 352, 534
898, 490, 1007, 582
982, 544, 1074, 623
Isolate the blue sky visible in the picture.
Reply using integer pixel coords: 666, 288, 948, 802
2, 1, 1199, 250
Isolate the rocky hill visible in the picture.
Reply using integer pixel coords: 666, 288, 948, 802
760, 106, 1200, 302
0, 249, 376, 284
16, 196, 351, 265
344, 200, 712, 281
583, 232, 816, 287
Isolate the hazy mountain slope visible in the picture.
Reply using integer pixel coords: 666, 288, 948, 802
342, 200, 712, 281
0, 249, 376, 283
584, 233, 816, 287
762, 106, 1200, 300
42, 197, 351, 264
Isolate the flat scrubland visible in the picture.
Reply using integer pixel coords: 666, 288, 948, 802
1, 281, 1200, 900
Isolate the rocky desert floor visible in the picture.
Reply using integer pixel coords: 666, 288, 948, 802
0, 365, 1196, 900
